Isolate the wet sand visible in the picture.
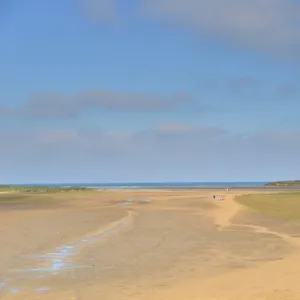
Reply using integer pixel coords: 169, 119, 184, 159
0, 190, 300, 299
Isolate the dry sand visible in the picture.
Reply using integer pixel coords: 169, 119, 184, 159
0, 190, 300, 299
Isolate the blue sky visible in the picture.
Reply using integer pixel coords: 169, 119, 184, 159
0, 0, 300, 183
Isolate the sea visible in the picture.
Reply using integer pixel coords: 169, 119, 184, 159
9, 182, 267, 189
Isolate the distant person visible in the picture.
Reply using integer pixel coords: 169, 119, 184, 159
213, 195, 216, 199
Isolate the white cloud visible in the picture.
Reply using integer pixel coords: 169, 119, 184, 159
3, 89, 197, 119
140, 0, 300, 57
78, 0, 118, 23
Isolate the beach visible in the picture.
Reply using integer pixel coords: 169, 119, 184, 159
1, 189, 300, 299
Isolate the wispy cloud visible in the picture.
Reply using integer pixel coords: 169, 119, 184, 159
2, 89, 199, 119
274, 85, 299, 101
153, 122, 226, 136
78, 0, 118, 24
0, 105, 13, 116
140, 0, 300, 59
0, 124, 299, 182
199, 77, 298, 104
229, 77, 263, 100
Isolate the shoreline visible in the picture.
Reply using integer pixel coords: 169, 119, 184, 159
103, 186, 300, 192
1, 189, 300, 299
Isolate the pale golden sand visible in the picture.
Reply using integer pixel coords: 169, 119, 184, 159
0, 190, 300, 299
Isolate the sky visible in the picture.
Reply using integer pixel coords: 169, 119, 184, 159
0, 0, 300, 183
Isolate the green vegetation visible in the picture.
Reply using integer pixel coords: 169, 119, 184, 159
0, 185, 94, 193
0, 193, 32, 203
0, 186, 98, 206
236, 193, 300, 221
265, 180, 300, 187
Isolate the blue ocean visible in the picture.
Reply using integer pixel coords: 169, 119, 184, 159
10, 182, 267, 188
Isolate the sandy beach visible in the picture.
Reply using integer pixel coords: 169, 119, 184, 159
0, 189, 300, 299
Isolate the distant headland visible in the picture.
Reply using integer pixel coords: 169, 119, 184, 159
265, 180, 300, 187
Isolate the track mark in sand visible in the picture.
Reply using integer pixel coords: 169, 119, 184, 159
0, 210, 137, 297
225, 223, 300, 248
117, 198, 153, 206
212, 194, 244, 229
82, 210, 136, 243
199, 194, 300, 299
214, 194, 300, 249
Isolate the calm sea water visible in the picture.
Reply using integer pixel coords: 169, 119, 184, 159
10, 182, 267, 188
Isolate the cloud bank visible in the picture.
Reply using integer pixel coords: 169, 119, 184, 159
0, 123, 299, 183
140, 0, 300, 56
0, 89, 197, 119
79, 0, 300, 59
